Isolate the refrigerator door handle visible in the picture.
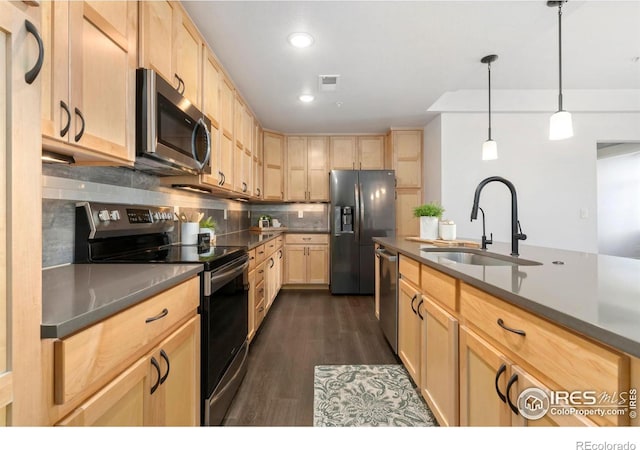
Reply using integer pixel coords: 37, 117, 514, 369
359, 182, 365, 240
354, 182, 360, 242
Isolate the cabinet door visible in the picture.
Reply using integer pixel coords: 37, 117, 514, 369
203, 52, 220, 129
242, 149, 252, 195
358, 136, 384, 170
263, 132, 284, 201
307, 136, 329, 202
146, 317, 199, 426
393, 130, 422, 189
398, 279, 421, 386
284, 245, 306, 284
220, 78, 234, 143
421, 296, 459, 426
233, 143, 244, 192
57, 357, 149, 426
253, 124, 263, 198
265, 257, 276, 310
396, 189, 421, 237
248, 269, 256, 342
286, 136, 307, 201
219, 133, 234, 190
234, 97, 243, 149
40, 0, 70, 141
69, 0, 136, 162
330, 136, 357, 170
307, 246, 329, 284
276, 248, 284, 291
139, 0, 176, 86
243, 108, 252, 154
459, 326, 512, 426
509, 366, 597, 427
174, 8, 201, 109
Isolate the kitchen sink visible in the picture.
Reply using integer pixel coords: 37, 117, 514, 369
421, 250, 542, 267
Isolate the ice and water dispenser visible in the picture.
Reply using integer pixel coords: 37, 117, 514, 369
334, 206, 354, 233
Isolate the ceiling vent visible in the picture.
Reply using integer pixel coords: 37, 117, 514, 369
319, 74, 340, 92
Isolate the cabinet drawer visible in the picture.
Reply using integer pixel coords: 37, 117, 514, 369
255, 280, 265, 306
460, 283, 629, 422
265, 239, 277, 255
421, 264, 457, 312
255, 262, 265, 286
276, 236, 284, 247
399, 255, 420, 287
248, 249, 256, 271
54, 277, 200, 405
255, 244, 266, 264
285, 233, 329, 245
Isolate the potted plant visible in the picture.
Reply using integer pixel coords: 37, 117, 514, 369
413, 203, 445, 239
199, 216, 217, 244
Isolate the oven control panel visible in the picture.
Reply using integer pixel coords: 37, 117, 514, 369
77, 202, 176, 238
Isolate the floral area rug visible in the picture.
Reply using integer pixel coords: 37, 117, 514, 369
313, 364, 437, 427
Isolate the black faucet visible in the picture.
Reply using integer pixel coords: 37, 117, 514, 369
478, 207, 493, 250
470, 176, 527, 256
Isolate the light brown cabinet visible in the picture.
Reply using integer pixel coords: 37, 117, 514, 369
330, 136, 357, 170
357, 136, 385, 170
284, 234, 329, 285
395, 189, 420, 237
41, 0, 137, 165
139, 0, 201, 108
58, 317, 199, 426
201, 51, 223, 187
388, 130, 423, 237
263, 132, 284, 201
253, 124, 264, 199
329, 135, 385, 171
398, 278, 421, 386
285, 136, 329, 202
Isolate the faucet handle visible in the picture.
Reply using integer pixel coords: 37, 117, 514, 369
482, 232, 493, 249
516, 221, 527, 241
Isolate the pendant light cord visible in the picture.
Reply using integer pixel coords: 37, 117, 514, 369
557, 2, 564, 111
488, 61, 492, 140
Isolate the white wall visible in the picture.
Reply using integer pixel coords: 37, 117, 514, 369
431, 112, 640, 253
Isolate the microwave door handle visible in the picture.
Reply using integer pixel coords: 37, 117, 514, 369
192, 117, 211, 171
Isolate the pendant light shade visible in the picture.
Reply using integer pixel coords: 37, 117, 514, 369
481, 54, 498, 161
548, 0, 573, 140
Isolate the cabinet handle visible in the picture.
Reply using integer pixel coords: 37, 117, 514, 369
174, 74, 185, 95
494, 363, 507, 403
24, 20, 44, 84
506, 373, 519, 415
150, 357, 161, 395
258, 288, 264, 294
269, 258, 274, 268
74, 108, 85, 142
302, 237, 311, 241
359, 162, 362, 170
60, 101, 71, 138
258, 269, 264, 274
218, 171, 224, 186
258, 251, 264, 255
417, 298, 424, 320
258, 306, 264, 312
497, 318, 526, 337
159, 349, 170, 385
410, 294, 418, 315
278, 250, 283, 259
145, 308, 168, 323
250, 256, 255, 261
242, 182, 247, 193
257, 188, 261, 197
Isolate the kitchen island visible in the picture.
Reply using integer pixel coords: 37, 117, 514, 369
374, 236, 640, 427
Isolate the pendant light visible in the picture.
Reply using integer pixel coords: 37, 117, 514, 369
481, 54, 498, 161
548, 0, 573, 140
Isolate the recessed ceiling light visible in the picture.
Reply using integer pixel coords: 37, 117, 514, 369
299, 94, 315, 103
288, 32, 314, 48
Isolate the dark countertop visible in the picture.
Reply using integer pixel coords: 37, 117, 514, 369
214, 229, 329, 250
373, 237, 640, 358
42, 263, 203, 339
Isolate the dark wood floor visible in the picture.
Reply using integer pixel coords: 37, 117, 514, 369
222, 290, 399, 426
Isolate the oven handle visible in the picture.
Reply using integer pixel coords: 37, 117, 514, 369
207, 257, 249, 295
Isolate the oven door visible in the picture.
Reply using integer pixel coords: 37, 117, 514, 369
201, 255, 249, 401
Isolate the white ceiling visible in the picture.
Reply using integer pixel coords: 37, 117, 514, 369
182, 1, 640, 133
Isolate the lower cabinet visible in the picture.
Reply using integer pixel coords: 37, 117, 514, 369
420, 295, 459, 426
57, 317, 199, 426
397, 278, 421, 386
283, 234, 329, 285
248, 237, 283, 340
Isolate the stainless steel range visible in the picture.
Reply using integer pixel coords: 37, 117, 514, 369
74, 202, 249, 426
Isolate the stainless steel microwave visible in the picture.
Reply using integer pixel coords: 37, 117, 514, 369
135, 68, 211, 176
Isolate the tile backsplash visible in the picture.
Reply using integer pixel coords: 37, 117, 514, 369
42, 165, 328, 267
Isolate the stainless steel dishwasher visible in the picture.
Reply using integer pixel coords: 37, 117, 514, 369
377, 246, 398, 354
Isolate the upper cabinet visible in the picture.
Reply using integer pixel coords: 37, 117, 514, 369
390, 130, 422, 189
330, 135, 385, 170
285, 136, 329, 202
41, 0, 137, 165
201, 50, 222, 187
253, 123, 264, 199
263, 132, 284, 201
139, 1, 201, 108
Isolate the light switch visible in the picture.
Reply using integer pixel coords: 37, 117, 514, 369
580, 208, 589, 219
298, 210, 304, 219
224, 209, 228, 220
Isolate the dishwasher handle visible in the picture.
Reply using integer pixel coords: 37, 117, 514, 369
376, 249, 397, 262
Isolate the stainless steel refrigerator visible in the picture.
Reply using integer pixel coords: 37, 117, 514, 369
330, 170, 396, 294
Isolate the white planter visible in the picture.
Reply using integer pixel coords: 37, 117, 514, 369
199, 227, 214, 245
419, 216, 439, 240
